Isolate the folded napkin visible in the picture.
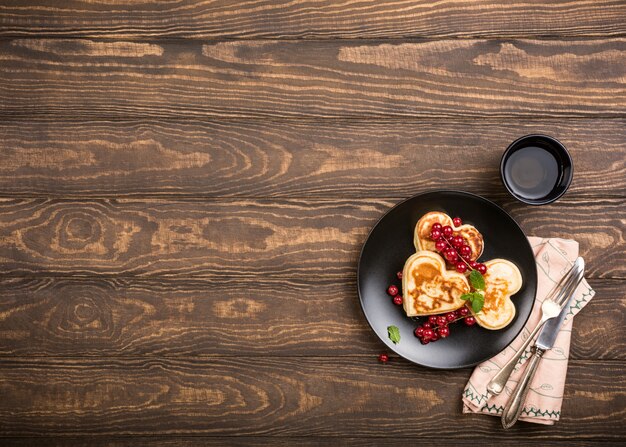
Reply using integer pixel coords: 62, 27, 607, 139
462, 237, 595, 425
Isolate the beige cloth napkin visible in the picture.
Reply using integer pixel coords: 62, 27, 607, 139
462, 237, 595, 425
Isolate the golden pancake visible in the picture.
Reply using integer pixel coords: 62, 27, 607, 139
472, 259, 522, 330
413, 211, 484, 261
402, 251, 470, 317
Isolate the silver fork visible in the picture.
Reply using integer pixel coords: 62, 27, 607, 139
486, 257, 585, 396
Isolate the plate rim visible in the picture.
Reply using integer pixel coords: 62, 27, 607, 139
356, 189, 537, 369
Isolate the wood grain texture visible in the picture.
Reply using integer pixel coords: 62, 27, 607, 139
1, 119, 624, 198
2, 38, 625, 119
0, 198, 623, 279
0, 276, 621, 359
0, 357, 623, 439
2, 2, 625, 443
0, 0, 625, 39
0, 438, 610, 447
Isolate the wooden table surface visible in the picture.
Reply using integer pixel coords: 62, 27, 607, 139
0, 1, 625, 445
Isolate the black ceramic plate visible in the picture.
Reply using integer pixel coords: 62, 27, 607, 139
357, 190, 537, 369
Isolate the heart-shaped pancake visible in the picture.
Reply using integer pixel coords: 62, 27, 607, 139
414, 211, 484, 261
402, 251, 470, 317
472, 259, 522, 330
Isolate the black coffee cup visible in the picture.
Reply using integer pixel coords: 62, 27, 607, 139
500, 134, 573, 205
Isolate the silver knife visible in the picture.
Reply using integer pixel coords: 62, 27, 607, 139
501, 263, 585, 429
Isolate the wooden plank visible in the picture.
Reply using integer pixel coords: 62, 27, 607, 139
0, 198, 623, 279
1, 39, 625, 119
1, 119, 624, 198
0, 357, 623, 439
0, 437, 609, 446
0, 276, 621, 359
0, 0, 624, 39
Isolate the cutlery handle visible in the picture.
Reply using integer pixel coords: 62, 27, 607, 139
486, 320, 544, 395
501, 346, 545, 429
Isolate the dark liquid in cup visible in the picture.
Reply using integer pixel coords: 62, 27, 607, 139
503, 146, 560, 200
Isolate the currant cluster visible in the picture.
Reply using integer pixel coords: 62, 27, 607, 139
386, 272, 404, 306
429, 217, 487, 275
413, 308, 476, 344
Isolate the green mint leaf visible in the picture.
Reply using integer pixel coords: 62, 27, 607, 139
387, 325, 401, 344
469, 269, 485, 291
471, 293, 485, 313
460, 293, 472, 301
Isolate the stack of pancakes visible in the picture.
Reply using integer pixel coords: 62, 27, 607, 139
403, 212, 522, 330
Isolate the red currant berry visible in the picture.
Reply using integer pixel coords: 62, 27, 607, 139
420, 338, 430, 345
460, 245, 472, 258
378, 353, 389, 363
458, 307, 470, 317
437, 316, 447, 327
446, 311, 457, 322
435, 239, 447, 252
453, 217, 463, 226
430, 332, 439, 342
455, 261, 467, 273
430, 229, 442, 241
431, 223, 442, 232
442, 225, 454, 238
477, 263, 487, 274
422, 329, 434, 340
422, 322, 432, 330
439, 326, 450, 338
387, 285, 399, 296
393, 295, 403, 305
414, 326, 424, 338
444, 249, 458, 263
452, 235, 464, 247
464, 316, 476, 326
428, 315, 438, 325
396, 271, 403, 280
469, 261, 479, 269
